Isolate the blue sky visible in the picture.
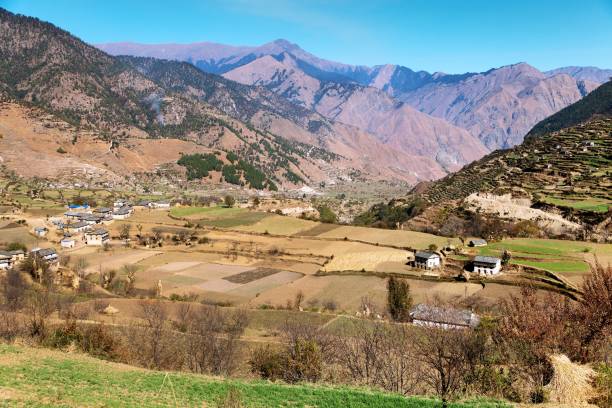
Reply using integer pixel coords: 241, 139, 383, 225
2, 0, 612, 73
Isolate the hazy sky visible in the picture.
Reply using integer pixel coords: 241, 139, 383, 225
3, 0, 612, 73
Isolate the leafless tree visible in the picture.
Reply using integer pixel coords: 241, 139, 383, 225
131, 300, 179, 370
185, 306, 248, 375
414, 327, 471, 407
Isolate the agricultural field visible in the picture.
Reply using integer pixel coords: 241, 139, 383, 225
474, 238, 611, 284
540, 195, 611, 213
0, 344, 508, 408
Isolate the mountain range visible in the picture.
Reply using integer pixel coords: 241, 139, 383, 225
0, 8, 610, 191
99, 39, 610, 151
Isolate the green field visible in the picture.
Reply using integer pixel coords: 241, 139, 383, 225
170, 206, 271, 228
477, 238, 609, 274
0, 344, 508, 407
541, 195, 611, 213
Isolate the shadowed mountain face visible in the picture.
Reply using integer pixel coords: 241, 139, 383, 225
100, 39, 610, 152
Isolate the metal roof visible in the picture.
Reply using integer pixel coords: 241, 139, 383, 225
415, 251, 439, 259
474, 255, 500, 264
410, 304, 480, 327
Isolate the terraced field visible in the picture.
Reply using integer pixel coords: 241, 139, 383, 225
474, 238, 610, 283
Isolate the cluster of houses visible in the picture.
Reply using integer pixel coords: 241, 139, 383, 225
0, 247, 61, 271
0, 249, 25, 270
51, 199, 136, 249
412, 238, 503, 277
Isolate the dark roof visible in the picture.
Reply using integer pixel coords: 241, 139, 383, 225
410, 304, 480, 328
0, 251, 11, 259
474, 255, 500, 265
94, 207, 112, 213
113, 206, 131, 215
415, 251, 439, 260
33, 248, 57, 257
87, 229, 109, 236
67, 221, 89, 229
81, 214, 103, 221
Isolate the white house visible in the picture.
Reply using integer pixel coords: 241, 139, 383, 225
112, 206, 132, 220
31, 247, 59, 266
66, 221, 89, 233
0, 250, 24, 269
60, 238, 76, 249
0, 253, 12, 270
413, 251, 441, 269
473, 255, 502, 276
34, 226, 48, 237
410, 304, 480, 330
84, 229, 110, 246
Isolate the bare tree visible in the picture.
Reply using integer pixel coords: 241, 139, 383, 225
132, 300, 178, 370
185, 306, 248, 375
414, 327, 471, 407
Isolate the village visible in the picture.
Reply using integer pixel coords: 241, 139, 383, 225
2, 192, 600, 332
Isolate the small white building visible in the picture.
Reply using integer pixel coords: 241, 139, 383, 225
414, 251, 441, 269
473, 255, 502, 276
60, 238, 76, 249
34, 226, 48, 237
84, 229, 110, 246
410, 304, 480, 330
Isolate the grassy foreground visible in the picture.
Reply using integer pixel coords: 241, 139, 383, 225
0, 344, 509, 407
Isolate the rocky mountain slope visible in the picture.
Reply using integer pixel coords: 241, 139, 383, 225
101, 39, 610, 153
1, 8, 419, 188
119, 56, 447, 182
223, 52, 488, 173
397, 63, 599, 150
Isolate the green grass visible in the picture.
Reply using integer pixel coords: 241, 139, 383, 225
541, 196, 611, 213
0, 344, 510, 407
474, 238, 612, 274
170, 206, 241, 218
511, 259, 591, 273
170, 206, 271, 228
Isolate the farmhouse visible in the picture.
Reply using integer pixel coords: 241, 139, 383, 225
473, 255, 502, 276
93, 207, 113, 216
0, 249, 24, 270
0, 253, 10, 270
84, 229, 110, 246
410, 304, 480, 329
112, 206, 132, 220
0, 250, 22, 270
468, 239, 488, 247
413, 251, 441, 269
66, 221, 89, 233
31, 247, 59, 266
80, 214, 104, 225
34, 226, 48, 237
60, 237, 76, 248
